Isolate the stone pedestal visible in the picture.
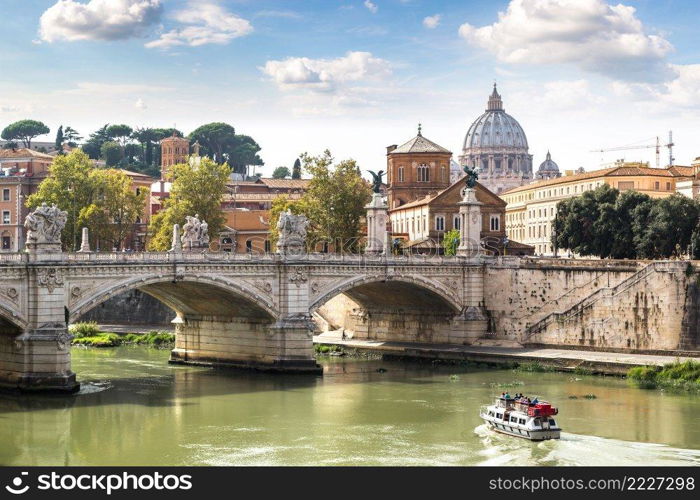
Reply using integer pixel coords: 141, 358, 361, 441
77, 227, 91, 253
457, 188, 482, 257
365, 193, 388, 254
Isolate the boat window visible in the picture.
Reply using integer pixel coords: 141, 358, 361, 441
488, 411, 494, 417
496, 413, 502, 419
549, 419, 556, 426
519, 418, 526, 424
533, 418, 541, 427
510, 416, 517, 423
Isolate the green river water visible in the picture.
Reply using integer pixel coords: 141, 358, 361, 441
1, 346, 699, 466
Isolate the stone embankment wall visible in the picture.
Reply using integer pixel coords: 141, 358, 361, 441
79, 290, 174, 326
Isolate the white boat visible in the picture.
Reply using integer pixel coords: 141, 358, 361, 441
480, 396, 561, 441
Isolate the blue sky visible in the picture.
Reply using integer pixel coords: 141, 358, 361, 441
2, 0, 700, 175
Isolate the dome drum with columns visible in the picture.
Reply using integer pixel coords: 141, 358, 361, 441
459, 85, 533, 194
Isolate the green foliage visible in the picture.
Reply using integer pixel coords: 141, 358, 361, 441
188, 123, 263, 175
443, 229, 460, 256
63, 126, 81, 147
124, 331, 175, 346
272, 166, 290, 179
69, 322, 101, 339
147, 157, 231, 250
72, 333, 122, 347
292, 158, 302, 179
106, 124, 133, 146
27, 150, 147, 250
269, 151, 372, 252
101, 141, 123, 166
82, 124, 111, 159
55, 125, 64, 151
2, 141, 18, 149
554, 185, 700, 259
628, 360, 700, 391
1, 119, 50, 148
314, 344, 342, 354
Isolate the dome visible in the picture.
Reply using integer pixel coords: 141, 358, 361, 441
462, 84, 529, 151
538, 151, 559, 173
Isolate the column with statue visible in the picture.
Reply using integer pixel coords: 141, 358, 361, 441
457, 166, 483, 257
365, 169, 387, 255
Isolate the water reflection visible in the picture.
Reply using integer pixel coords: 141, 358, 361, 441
0, 347, 698, 466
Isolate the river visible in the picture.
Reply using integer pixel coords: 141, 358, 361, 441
1, 346, 699, 466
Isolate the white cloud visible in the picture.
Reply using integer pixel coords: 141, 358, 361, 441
60, 82, 173, 95
39, 0, 162, 42
364, 1, 378, 14
458, 0, 674, 82
612, 64, 700, 112
145, 1, 252, 49
261, 51, 391, 93
135, 98, 147, 110
423, 14, 441, 29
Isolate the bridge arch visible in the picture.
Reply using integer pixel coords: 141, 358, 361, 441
0, 300, 27, 334
309, 274, 462, 314
69, 274, 279, 323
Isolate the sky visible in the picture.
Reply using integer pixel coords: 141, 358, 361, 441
1, 0, 700, 177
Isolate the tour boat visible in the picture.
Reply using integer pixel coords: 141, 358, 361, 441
479, 396, 561, 441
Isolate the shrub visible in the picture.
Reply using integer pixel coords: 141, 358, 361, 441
69, 322, 102, 339
72, 333, 121, 347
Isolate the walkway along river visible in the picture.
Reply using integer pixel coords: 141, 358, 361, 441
1, 346, 699, 466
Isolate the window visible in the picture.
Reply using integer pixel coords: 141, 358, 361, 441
441, 165, 447, 183
245, 239, 252, 252
2, 189, 9, 201
490, 215, 500, 231
1, 236, 10, 250
519, 418, 526, 425
454, 216, 460, 230
496, 413, 503, 419
417, 164, 429, 182
398, 166, 405, 182
264, 240, 271, 253
654, 181, 660, 190
2, 211, 9, 224
549, 419, 556, 426
666, 182, 671, 191
435, 216, 445, 231
510, 416, 517, 423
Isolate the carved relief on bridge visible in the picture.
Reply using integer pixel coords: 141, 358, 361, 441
1, 287, 19, 304
37, 268, 64, 293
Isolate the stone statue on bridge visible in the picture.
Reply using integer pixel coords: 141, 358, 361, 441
181, 214, 209, 251
24, 203, 67, 253
276, 210, 309, 255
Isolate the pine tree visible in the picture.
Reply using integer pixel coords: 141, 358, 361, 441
54, 125, 64, 152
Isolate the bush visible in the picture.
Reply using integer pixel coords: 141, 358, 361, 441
69, 322, 102, 339
72, 333, 121, 347
628, 361, 700, 391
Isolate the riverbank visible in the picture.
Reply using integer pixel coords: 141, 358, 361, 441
70, 322, 174, 348
312, 336, 700, 376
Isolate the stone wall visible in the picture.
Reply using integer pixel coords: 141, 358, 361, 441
80, 290, 174, 326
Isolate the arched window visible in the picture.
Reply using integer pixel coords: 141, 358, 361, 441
490, 215, 500, 231
246, 239, 252, 252
454, 216, 460, 230
435, 216, 445, 231
417, 164, 429, 182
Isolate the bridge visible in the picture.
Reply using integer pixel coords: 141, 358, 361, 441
0, 251, 488, 392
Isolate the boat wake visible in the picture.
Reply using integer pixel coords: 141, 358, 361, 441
474, 424, 700, 466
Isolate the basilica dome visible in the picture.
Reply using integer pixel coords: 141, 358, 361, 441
462, 87, 528, 151
458, 84, 533, 195
536, 150, 561, 180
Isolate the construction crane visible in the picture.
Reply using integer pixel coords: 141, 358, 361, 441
590, 131, 675, 168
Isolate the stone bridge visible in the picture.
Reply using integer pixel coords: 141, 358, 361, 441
0, 251, 488, 392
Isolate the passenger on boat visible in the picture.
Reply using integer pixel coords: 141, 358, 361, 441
532, 397, 539, 404
504, 392, 511, 399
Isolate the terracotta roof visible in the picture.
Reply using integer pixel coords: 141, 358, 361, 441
391, 134, 451, 154
392, 194, 436, 210
257, 178, 311, 189
501, 165, 692, 195
115, 169, 155, 180
0, 148, 53, 160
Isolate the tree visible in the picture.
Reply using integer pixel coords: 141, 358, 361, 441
292, 158, 302, 179
55, 125, 64, 151
106, 124, 133, 147
87, 169, 147, 250
63, 126, 82, 147
269, 150, 371, 252
82, 124, 111, 159
2, 141, 18, 149
1, 119, 50, 149
635, 194, 699, 259
147, 157, 231, 251
26, 150, 102, 251
272, 166, 290, 179
101, 141, 123, 167
188, 123, 264, 174
443, 229, 460, 256
610, 190, 653, 259
188, 122, 236, 165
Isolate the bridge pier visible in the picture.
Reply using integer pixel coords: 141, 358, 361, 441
0, 265, 78, 393
169, 314, 321, 374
